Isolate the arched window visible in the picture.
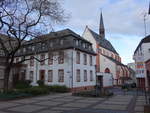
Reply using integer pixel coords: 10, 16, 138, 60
105, 68, 110, 73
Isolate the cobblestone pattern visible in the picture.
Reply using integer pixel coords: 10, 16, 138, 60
0, 93, 141, 113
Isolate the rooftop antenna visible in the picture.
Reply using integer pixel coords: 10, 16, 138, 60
143, 1, 150, 37
143, 12, 147, 37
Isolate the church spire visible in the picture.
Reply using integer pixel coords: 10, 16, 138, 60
99, 12, 105, 38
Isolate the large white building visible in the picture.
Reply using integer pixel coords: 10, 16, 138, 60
133, 35, 150, 89
82, 12, 131, 86
15, 29, 96, 92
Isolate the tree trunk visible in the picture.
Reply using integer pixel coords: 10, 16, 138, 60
3, 66, 11, 93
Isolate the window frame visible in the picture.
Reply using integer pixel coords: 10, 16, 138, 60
58, 69, 64, 82
48, 70, 53, 82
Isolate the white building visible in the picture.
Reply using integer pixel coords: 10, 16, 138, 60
82, 12, 130, 86
15, 29, 96, 92
133, 35, 150, 88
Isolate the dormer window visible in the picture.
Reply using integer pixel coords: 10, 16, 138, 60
60, 40, 64, 45
83, 43, 86, 48
32, 46, 35, 51
75, 40, 79, 46
49, 41, 53, 47
41, 43, 45, 50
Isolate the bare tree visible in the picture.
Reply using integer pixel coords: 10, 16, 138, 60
0, 0, 67, 92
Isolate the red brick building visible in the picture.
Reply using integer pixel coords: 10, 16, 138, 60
145, 59, 150, 91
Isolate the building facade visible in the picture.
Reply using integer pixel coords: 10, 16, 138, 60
82, 12, 131, 86
15, 29, 96, 92
133, 35, 150, 89
145, 59, 150, 90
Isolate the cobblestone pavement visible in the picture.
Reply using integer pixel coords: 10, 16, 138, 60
0, 92, 146, 113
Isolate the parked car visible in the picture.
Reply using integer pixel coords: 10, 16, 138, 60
122, 81, 136, 89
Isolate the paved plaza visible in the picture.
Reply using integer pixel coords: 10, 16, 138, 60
0, 92, 147, 113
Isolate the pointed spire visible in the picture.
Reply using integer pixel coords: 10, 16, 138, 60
99, 11, 105, 38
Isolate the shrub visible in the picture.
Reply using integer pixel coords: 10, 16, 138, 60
0, 90, 32, 100
122, 84, 129, 90
48, 85, 69, 93
37, 80, 45, 86
15, 80, 31, 89
19, 86, 50, 96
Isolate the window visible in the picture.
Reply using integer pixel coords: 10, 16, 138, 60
41, 43, 46, 50
0, 69, 4, 79
99, 48, 102, 53
76, 51, 80, 64
84, 70, 87, 82
76, 40, 79, 46
48, 70, 53, 82
111, 54, 114, 58
58, 51, 64, 64
105, 68, 110, 73
48, 53, 53, 65
49, 41, 53, 47
103, 49, 105, 55
40, 54, 45, 65
60, 40, 64, 45
58, 69, 64, 82
90, 71, 93, 81
90, 55, 92, 66
30, 56, 34, 66
29, 71, 33, 82
76, 69, 80, 82
16, 58, 19, 63
83, 54, 87, 65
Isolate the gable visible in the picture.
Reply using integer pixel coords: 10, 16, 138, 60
86, 28, 118, 55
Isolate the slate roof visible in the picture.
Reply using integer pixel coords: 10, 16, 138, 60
134, 35, 150, 54
102, 54, 125, 66
88, 28, 118, 55
26, 29, 92, 45
17, 29, 96, 56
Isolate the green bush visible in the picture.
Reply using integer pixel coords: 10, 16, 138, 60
0, 90, 32, 100
122, 84, 129, 89
37, 80, 45, 86
19, 86, 50, 96
48, 85, 69, 93
15, 80, 31, 89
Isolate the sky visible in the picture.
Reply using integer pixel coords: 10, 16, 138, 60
54, 0, 150, 64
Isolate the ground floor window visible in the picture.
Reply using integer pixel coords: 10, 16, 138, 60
84, 70, 87, 82
90, 70, 93, 81
29, 71, 34, 82
58, 69, 64, 82
48, 70, 53, 82
76, 69, 80, 82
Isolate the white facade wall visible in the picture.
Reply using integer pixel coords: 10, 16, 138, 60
82, 28, 97, 52
100, 55, 117, 85
143, 43, 150, 62
72, 50, 96, 88
133, 43, 150, 78
133, 42, 150, 88
22, 49, 96, 88
103, 73, 113, 87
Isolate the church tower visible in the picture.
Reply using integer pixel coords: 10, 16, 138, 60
99, 12, 105, 38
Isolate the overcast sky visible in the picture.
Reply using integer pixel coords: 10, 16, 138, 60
55, 0, 150, 64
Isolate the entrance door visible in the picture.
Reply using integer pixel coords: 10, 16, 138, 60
39, 70, 45, 81
97, 76, 103, 88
